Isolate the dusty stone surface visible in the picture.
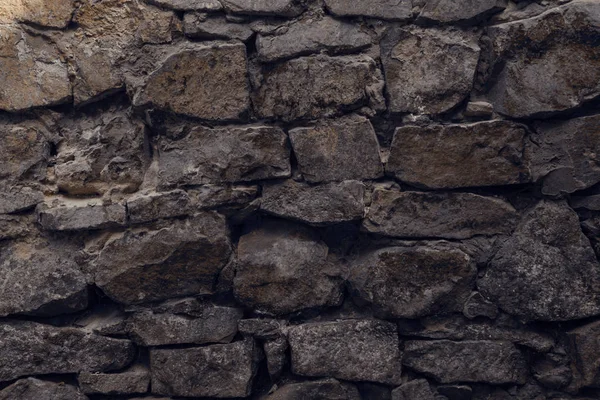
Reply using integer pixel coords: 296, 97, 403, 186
266, 379, 361, 400
324, 0, 413, 20
148, 0, 223, 11
0, 186, 43, 214
184, 14, 253, 41
38, 201, 127, 231
0, 378, 87, 400
19, 0, 75, 28
78, 366, 150, 395
127, 190, 191, 223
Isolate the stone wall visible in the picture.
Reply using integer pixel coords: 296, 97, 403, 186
1, 0, 600, 399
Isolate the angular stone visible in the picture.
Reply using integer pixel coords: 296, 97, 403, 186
289, 320, 402, 384
349, 245, 476, 318
127, 190, 191, 224
463, 292, 498, 320
382, 27, 479, 114
0, 378, 87, 400
78, 366, 150, 395
253, 54, 385, 121
0, 215, 33, 241
437, 385, 473, 400
0, 237, 88, 317
264, 337, 288, 379
184, 14, 253, 41
267, 379, 361, 400
261, 180, 365, 225
464, 101, 494, 118
387, 121, 531, 189
151, 339, 258, 398
482, 1, 600, 118
221, 0, 304, 16
479, 200, 600, 321
324, 0, 412, 20
419, 0, 507, 24
38, 201, 126, 231
391, 380, 435, 400
566, 321, 600, 391
234, 221, 343, 315
238, 318, 287, 339
19, 0, 75, 28
134, 41, 249, 120
289, 115, 383, 182
148, 0, 223, 11
0, 118, 50, 183
0, 186, 43, 214
158, 125, 290, 187
257, 16, 372, 62
571, 195, 600, 211
0, 26, 71, 112
0, 320, 134, 382
403, 340, 527, 384
532, 114, 600, 195
363, 188, 518, 239
95, 212, 231, 304
189, 184, 259, 209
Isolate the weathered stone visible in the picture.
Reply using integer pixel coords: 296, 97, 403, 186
437, 385, 473, 400
0, 186, 43, 214
392, 379, 435, 400
382, 27, 479, 114
288, 320, 402, 385
266, 379, 361, 400
128, 304, 243, 346
264, 337, 288, 379
403, 340, 527, 384
234, 221, 343, 315
158, 125, 290, 187
238, 318, 287, 339
363, 188, 519, 239
289, 115, 383, 182
349, 245, 476, 318
464, 101, 494, 118
221, 0, 304, 16
531, 114, 600, 195
0, 320, 134, 382
75, 305, 128, 336
0, 378, 87, 400
387, 121, 530, 189
324, 0, 412, 20
148, 0, 223, 11
571, 195, 600, 211
189, 184, 259, 209
0, 237, 88, 317
419, 0, 507, 24
566, 321, 600, 391
479, 200, 600, 321
127, 190, 191, 224
19, 0, 75, 28
184, 14, 253, 41
38, 201, 127, 231
261, 180, 365, 225
257, 16, 372, 62
482, 1, 600, 118
463, 292, 499, 319
253, 54, 385, 121
151, 339, 258, 398
95, 212, 231, 304
0, 118, 50, 183
0, 215, 33, 241
0, 26, 71, 111
134, 41, 249, 120
78, 366, 150, 395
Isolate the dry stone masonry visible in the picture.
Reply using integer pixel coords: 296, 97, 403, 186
1, 0, 600, 399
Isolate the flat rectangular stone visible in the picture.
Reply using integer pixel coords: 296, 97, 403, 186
38, 201, 126, 231
324, 0, 413, 20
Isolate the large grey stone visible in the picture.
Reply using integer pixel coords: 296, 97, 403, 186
37, 201, 127, 231
324, 0, 412, 20
234, 221, 343, 315
221, 0, 304, 16
387, 121, 531, 189
0, 320, 134, 382
151, 339, 258, 398
419, 0, 507, 24
289, 320, 402, 384
479, 200, 600, 321
0, 378, 87, 400
266, 379, 361, 400
253, 54, 385, 121
126, 190, 191, 224
78, 366, 150, 395
0, 186, 44, 214
289, 115, 383, 182
363, 188, 519, 239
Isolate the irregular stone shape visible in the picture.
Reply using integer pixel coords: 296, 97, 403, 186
78, 366, 150, 395
0, 26, 71, 112
482, 1, 600, 118
0, 237, 88, 317
0, 378, 87, 400
148, 0, 223, 11
349, 245, 476, 318
261, 180, 365, 225
95, 212, 231, 304
253, 54, 385, 121
464, 101, 494, 118
238, 318, 287, 339
0, 117, 50, 183
234, 221, 343, 315
419, 0, 507, 24
391, 379, 435, 400
572, 195, 600, 211
267, 379, 361, 400
531, 114, 600, 195
0, 215, 33, 241
264, 337, 288, 379
128, 304, 243, 346
189, 184, 259, 209
0, 320, 134, 382
221, 0, 304, 16
363, 188, 518, 239
19, 0, 75, 28
567, 321, 600, 391
54, 106, 149, 195
324, 0, 412, 20
403, 340, 527, 384
437, 385, 473, 400
382, 27, 479, 114
289, 115, 383, 182
127, 190, 191, 224
463, 292, 499, 319
158, 125, 290, 187
0, 186, 43, 214
184, 14, 253, 41
151, 340, 257, 398
387, 121, 530, 189
479, 200, 600, 321
38, 202, 127, 231
257, 16, 372, 62
134, 41, 249, 120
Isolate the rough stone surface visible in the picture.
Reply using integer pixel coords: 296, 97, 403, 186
266, 379, 361, 400
288, 320, 403, 384
0, 378, 87, 400
264, 337, 288, 379
189, 184, 259, 209
148, 0, 223, 11
184, 14, 253, 41
19, 0, 75, 28
38, 201, 127, 231
363, 188, 519, 239
127, 190, 191, 224
566, 321, 600, 391
419, 0, 507, 24
391, 379, 435, 400
78, 366, 150, 395
221, 0, 304, 16
0, 186, 43, 214
387, 121, 531, 189
324, 0, 412, 20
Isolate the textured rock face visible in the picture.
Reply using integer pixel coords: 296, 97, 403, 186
184, 14, 253, 41
267, 379, 361, 400
419, 0, 507, 23
38, 201, 127, 231
78, 367, 150, 395
392, 379, 435, 400
324, 0, 412, 20
0, 378, 87, 400
221, 0, 305, 16
148, 0, 223, 11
